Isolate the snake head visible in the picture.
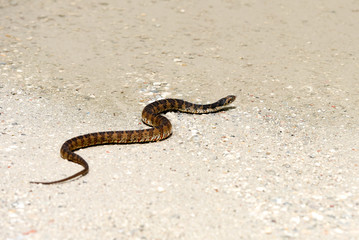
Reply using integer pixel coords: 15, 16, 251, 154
219, 95, 236, 106
226, 95, 236, 104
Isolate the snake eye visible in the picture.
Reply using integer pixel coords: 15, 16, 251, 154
226, 95, 236, 104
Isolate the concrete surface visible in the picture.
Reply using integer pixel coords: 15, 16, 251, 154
1, 0, 358, 239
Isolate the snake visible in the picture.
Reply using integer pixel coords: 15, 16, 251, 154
31, 95, 236, 184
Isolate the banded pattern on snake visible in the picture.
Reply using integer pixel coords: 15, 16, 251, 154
31, 95, 236, 184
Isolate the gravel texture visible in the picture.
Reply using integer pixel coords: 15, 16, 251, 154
1, 0, 359, 239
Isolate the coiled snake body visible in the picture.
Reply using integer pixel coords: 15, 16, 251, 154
31, 95, 236, 184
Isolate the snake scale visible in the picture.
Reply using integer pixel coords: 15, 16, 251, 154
31, 95, 236, 184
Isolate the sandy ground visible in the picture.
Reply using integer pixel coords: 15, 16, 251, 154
1, 0, 359, 239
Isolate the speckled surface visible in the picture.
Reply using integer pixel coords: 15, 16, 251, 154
1, 0, 359, 239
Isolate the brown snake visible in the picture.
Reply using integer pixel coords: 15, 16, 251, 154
31, 95, 236, 184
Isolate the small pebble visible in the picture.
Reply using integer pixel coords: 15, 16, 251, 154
311, 212, 324, 221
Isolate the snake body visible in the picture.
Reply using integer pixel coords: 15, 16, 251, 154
31, 95, 236, 184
